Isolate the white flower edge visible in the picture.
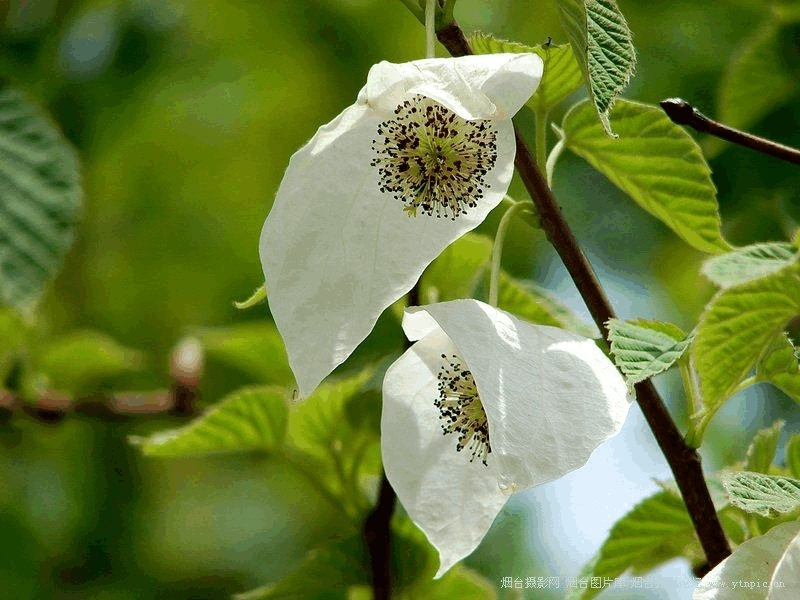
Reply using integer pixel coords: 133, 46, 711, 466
381, 299, 632, 577
693, 521, 800, 600
260, 54, 542, 398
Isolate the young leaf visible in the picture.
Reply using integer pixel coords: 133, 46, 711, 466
554, 0, 636, 136
701, 243, 797, 289
720, 472, 800, 517
22, 329, 144, 398
693, 267, 800, 414
470, 33, 583, 114
494, 272, 598, 337
420, 233, 492, 304
129, 386, 288, 457
196, 322, 294, 386
744, 421, 784, 475
561, 99, 730, 254
756, 335, 800, 403
0, 87, 82, 312
606, 318, 692, 386
693, 521, 800, 600
573, 490, 696, 600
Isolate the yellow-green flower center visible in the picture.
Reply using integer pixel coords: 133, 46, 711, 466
435, 353, 491, 466
370, 95, 498, 220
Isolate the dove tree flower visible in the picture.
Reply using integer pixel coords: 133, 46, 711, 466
693, 521, 800, 600
381, 299, 633, 577
259, 54, 543, 397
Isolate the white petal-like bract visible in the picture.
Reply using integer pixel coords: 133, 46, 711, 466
693, 521, 800, 600
382, 299, 632, 577
260, 55, 542, 397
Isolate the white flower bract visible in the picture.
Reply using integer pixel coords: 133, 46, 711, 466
259, 54, 543, 397
381, 299, 633, 578
693, 522, 800, 600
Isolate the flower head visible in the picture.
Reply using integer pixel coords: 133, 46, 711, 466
260, 54, 543, 397
381, 299, 632, 577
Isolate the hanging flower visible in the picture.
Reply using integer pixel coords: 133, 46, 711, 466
693, 521, 800, 600
381, 299, 633, 578
259, 54, 543, 397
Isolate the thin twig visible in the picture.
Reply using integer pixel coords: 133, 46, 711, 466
660, 98, 800, 166
437, 22, 732, 569
364, 283, 420, 600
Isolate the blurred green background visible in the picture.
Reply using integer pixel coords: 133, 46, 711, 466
1, 0, 799, 598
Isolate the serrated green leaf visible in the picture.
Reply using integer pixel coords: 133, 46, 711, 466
554, 0, 636, 136
129, 386, 288, 457
495, 272, 598, 337
561, 99, 730, 254
702, 243, 798, 289
712, 18, 800, 159
233, 534, 369, 600
745, 421, 785, 474
720, 472, 800, 517
574, 491, 695, 600
693, 267, 800, 414
757, 334, 800, 403
0, 87, 82, 312
23, 329, 143, 398
196, 322, 294, 386
420, 233, 491, 304
607, 318, 691, 386
787, 435, 800, 479
470, 33, 583, 114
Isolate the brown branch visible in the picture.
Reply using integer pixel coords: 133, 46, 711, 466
660, 98, 800, 166
438, 22, 732, 568
363, 283, 421, 600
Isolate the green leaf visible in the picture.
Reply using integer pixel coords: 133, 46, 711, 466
713, 18, 800, 158
745, 421, 785, 474
420, 233, 491, 304
757, 334, 800, 403
0, 87, 82, 312
196, 321, 294, 386
554, 0, 636, 136
23, 329, 144, 398
573, 491, 696, 600
233, 534, 369, 600
561, 99, 730, 254
0, 308, 28, 383
606, 318, 692, 386
720, 471, 800, 517
234, 283, 267, 309
787, 434, 800, 479
495, 272, 598, 337
702, 243, 798, 289
693, 267, 800, 414
411, 565, 499, 600
129, 386, 288, 457
470, 33, 583, 114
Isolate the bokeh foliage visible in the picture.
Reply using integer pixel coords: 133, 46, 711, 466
2, 0, 800, 598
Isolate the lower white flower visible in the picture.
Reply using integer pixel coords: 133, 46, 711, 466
693, 521, 800, 600
259, 54, 543, 398
381, 299, 633, 578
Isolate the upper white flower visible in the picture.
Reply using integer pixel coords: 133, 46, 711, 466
381, 299, 632, 578
259, 54, 543, 397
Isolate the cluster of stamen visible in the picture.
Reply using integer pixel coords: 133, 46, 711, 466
435, 353, 491, 466
370, 95, 498, 220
